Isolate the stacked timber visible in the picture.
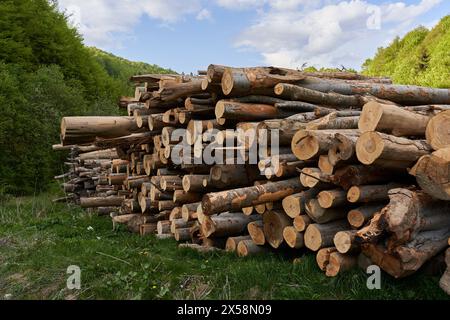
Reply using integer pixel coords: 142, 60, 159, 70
54, 65, 450, 294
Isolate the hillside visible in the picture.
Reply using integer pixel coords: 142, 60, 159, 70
362, 15, 450, 88
0, 0, 173, 195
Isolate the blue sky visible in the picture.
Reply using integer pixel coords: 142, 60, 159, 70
58, 0, 450, 73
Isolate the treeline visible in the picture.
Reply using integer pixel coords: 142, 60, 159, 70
362, 15, 450, 88
0, 0, 173, 195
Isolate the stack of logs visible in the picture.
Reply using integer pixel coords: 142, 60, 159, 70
54, 65, 450, 294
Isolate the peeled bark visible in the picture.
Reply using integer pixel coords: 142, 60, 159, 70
202, 178, 304, 215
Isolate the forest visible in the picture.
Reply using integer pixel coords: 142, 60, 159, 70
0, 0, 173, 196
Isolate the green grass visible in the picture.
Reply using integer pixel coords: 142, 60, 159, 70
0, 193, 448, 300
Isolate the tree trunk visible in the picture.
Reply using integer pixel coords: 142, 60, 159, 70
293, 214, 313, 232
316, 247, 338, 271
215, 100, 292, 121
317, 189, 348, 209
247, 220, 265, 245
333, 230, 359, 254
359, 101, 430, 136
325, 252, 357, 277
174, 228, 192, 242
305, 199, 348, 223
263, 210, 292, 248
283, 226, 305, 249
356, 132, 432, 167
221, 67, 306, 96
347, 183, 405, 203
282, 188, 321, 218
347, 204, 386, 228
304, 220, 349, 251
202, 178, 304, 215
202, 213, 261, 238
157, 220, 171, 235
80, 196, 123, 208
140, 223, 157, 236
237, 240, 269, 257
225, 235, 252, 252
410, 148, 450, 200
292, 129, 358, 160
181, 202, 200, 222
173, 190, 203, 204
426, 110, 450, 150
275, 83, 365, 107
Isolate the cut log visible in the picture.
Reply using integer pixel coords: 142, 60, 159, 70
202, 213, 261, 238
157, 220, 171, 235
347, 183, 404, 203
225, 235, 252, 252
247, 220, 265, 245
317, 189, 348, 209
182, 202, 200, 222
328, 132, 359, 166
221, 67, 306, 96
333, 230, 359, 254
381, 188, 450, 246
304, 220, 349, 251
283, 226, 305, 249
202, 178, 304, 215
316, 247, 337, 271
61, 116, 145, 145
299, 167, 332, 189
293, 215, 313, 232
237, 240, 269, 257
215, 100, 291, 121
347, 204, 386, 229
439, 248, 450, 295
305, 199, 348, 224
325, 252, 357, 277
282, 188, 321, 218
306, 114, 359, 131
173, 190, 203, 204
263, 210, 293, 248
174, 228, 191, 242
362, 229, 450, 278
358, 101, 430, 136
140, 223, 157, 236
292, 129, 358, 160
425, 110, 450, 150
170, 219, 195, 234
356, 132, 432, 167
410, 148, 450, 201
80, 196, 123, 208
275, 83, 365, 107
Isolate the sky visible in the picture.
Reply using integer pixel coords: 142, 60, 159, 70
57, 0, 450, 74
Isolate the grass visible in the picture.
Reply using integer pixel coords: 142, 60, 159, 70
0, 192, 448, 300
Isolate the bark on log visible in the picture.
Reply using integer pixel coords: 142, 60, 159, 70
317, 189, 348, 209
356, 132, 432, 167
410, 147, 450, 201
221, 67, 306, 96
292, 129, 358, 160
347, 204, 386, 229
274, 83, 365, 107
333, 230, 359, 254
347, 183, 404, 203
305, 199, 348, 224
304, 220, 350, 251
202, 178, 304, 215
293, 214, 313, 232
316, 247, 338, 271
325, 252, 357, 277
237, 240, 269, 257
80, 196, 124, 208
202, 213, 261, 238
359, 101, 430, 136
215, 100, 292, 121
174, 228, 192, 242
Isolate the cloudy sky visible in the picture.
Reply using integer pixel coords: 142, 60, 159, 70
57, 0, 449, 73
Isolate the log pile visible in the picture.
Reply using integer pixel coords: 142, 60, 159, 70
54, 65, 450, 294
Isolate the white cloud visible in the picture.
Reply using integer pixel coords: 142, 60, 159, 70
196, 8, 213, 21
234, 0, 442, 69
215, 0, 265, 10
58, 0, 204, 47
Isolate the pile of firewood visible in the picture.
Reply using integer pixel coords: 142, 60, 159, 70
54, 65, 450, 293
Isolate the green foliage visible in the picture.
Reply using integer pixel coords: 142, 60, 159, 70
0, 0, 172, 195
362, 15, 450, 88
0, 194, 448, 299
